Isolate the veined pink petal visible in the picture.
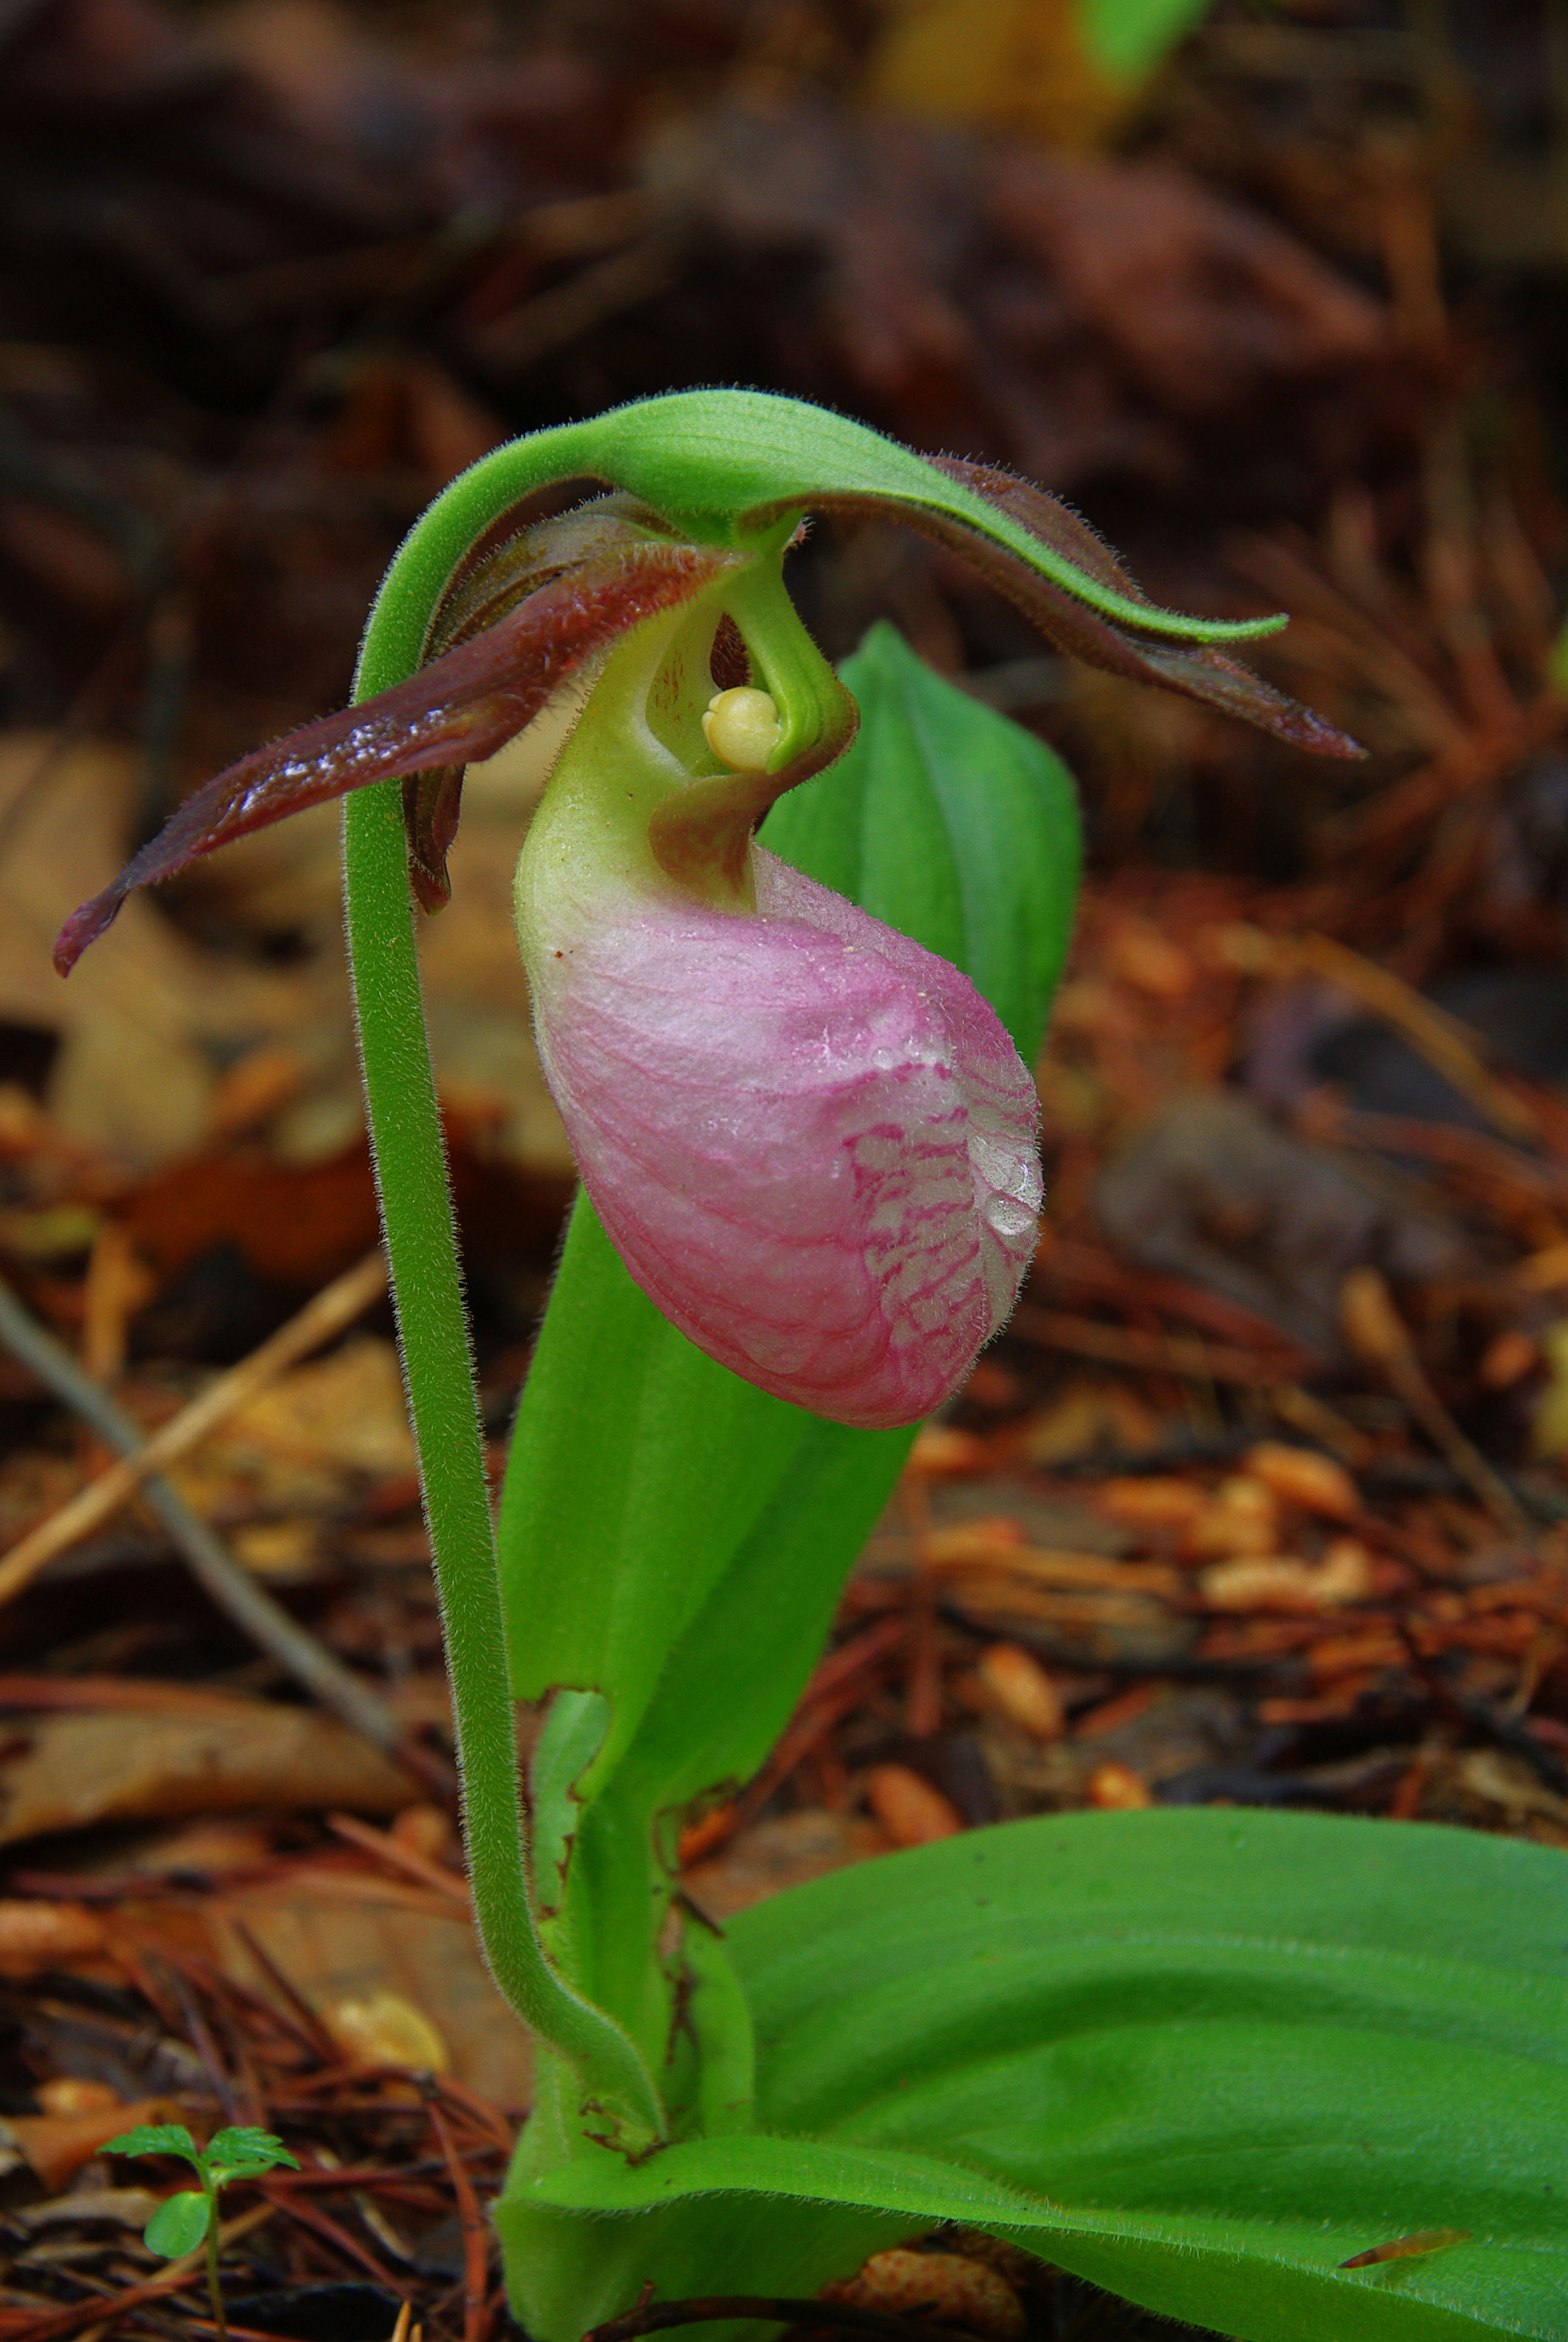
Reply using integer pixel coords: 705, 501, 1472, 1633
524, 849, 1041, 1427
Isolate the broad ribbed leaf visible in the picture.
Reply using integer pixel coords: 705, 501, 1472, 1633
515, 1808, 1568, 2342
504, 1199, 913, 2042
500, 1201, 817, 1770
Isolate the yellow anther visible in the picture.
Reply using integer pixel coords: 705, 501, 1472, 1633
702, 686, 782, 772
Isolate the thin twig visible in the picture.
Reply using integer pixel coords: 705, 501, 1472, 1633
0, 1267, 421, 1768
327, 1812, 470, 1905
255, 2180, 406, 2290
1216, 922, 1540, 1143
0, 1249, 387, 1596
1339, 1267, 1530, 1535
423, 2087, 488, 2342
226, 1918, 346, 2068
0, 2207, 276, 2342
1009, 1307, 1301, 1385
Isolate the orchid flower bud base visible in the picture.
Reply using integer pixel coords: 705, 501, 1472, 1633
522, 846, 1041, 1428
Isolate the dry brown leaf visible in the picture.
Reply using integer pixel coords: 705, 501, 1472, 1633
0, 735, 324, 1164
1458, 1749, 1568, 1826
122, 1818, 278, 1879
1095, 1476, 1210, 1538
824, 2247, 1025, 2339
1531, 1324, 1568, 1457
1309, 1630, 1407, 1681
219, 1883, 530, 2105
989, 150, 1388, 412
328, 1987, 449, 2073
11, 2096, 188, 2193
0, 1705, 411, 1844
1102, 916, 1196, 1000
975, 1643, 1066, 1741
1241, 1442, 1361, 1521
932, 1546, 1182, 1598
1478, 1328, 1538, 1390
1085, 1761, 1152, 1809
0, 1899, 108, 1978
1200, 1540, 1374, 1613
230, 1519, 323, 1580
221, 1336, 416, 1477
1185, 1476, 1281, 1560
865, 1763, 963, 1846
682, 1808, 891, 1921
0, 715, 573, 1175
35, 2079, 124, 2117
1020, 1378, 1165, 1465
906, 1425, 991, 1476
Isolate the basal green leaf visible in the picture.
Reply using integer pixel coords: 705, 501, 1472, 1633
143, 2191, 211, 2260
764, 622, 1081, 1062
528, 2133, 1555, 2342
721, 1807, 1564, 2342
499, 1201, 818, 1781
501, 1198, 911, 2042
529, 1688, 612, 1921
548, 1373, 911, 2038
497, 2159, 911, 2342
514, 1810, 1568, 2342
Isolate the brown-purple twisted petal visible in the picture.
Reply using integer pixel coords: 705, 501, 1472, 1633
755, 459, 1365, 762
54, 540, 741, 974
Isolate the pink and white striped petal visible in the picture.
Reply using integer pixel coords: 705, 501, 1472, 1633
523, 848, 1041, 1427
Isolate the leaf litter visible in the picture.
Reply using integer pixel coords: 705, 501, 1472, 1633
1, 0, 1566, 2336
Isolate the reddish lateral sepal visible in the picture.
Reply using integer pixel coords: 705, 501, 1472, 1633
926, 458, 1365, 758
764, 459, 1365, 762
54, 541, 741, 973
403, 767, 468, 915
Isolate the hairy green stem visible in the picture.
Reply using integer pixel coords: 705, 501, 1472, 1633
340, 775, 664, 2144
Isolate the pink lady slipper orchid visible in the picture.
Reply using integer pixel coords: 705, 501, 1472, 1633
53, 392, 1358, 1427
514, 607, 1043, 1426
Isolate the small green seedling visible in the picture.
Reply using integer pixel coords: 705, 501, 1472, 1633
107, 2122, 298, 2340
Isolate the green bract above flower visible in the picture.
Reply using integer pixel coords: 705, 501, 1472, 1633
55, 390, 1359, 973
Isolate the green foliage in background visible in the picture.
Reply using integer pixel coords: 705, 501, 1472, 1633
1076, 0, 1214, 82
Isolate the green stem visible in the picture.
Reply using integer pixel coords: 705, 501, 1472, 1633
340, 775, 665, 2146
205, 2196, 226, 2342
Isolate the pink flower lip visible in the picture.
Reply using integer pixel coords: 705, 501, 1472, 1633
526, 848, 1041, 1427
